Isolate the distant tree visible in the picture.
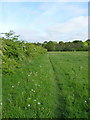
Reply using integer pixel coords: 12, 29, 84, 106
59, 41, 64, 44
83, 41, 88, 51
64, 42, 74, 51
57, 41, 65, 51
72, 40, 84, 51
72, 40, 82, 43
44, 41, 56, 51
1, 30, 19, 41
44, 41, 48, 44
85, 39, 90, 45
36, 42, 42, 46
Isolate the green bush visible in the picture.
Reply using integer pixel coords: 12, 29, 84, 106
1, 36, 47, 74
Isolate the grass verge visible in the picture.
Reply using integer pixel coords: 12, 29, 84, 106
2, 54, 58, 118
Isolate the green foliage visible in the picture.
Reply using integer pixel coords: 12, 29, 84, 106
44, 41, 57, 51
42, 40, 89, 51
1, 32, 47, 74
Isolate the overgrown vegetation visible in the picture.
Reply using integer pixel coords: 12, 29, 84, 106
1, 30, 47, 74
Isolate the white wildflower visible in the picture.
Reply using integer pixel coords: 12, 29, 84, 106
85, 100, 87, 103
31, 89, 34, 91
28, 98, 31, 100
34, 99, 36, 101
38, 102, 41, 105
12, 86, 14, 88
0, 102, 2, 106
28, 104, 30, 107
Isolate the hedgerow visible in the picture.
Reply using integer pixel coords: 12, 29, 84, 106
1, 36, 47, 74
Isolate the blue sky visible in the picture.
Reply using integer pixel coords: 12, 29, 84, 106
0, 2, 88, 42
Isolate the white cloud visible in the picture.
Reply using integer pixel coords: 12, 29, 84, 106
1, 16, 87, 42
16, 29, 45, 42
0, 20, 17, 33
27, 2, 88, 27
46, 16, 88, 42
15, 16, 88, 42
48, 16, 88, 33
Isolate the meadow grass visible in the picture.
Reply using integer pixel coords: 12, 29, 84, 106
2, 54, 58, 118
2, 51, 89, 118
48, 51, 88, 118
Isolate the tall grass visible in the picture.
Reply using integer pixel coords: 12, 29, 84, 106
2, 51, 88, 118
49, 51, 88, 118
2, 54, 58, 118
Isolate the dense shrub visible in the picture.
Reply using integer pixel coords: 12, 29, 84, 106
1, 37, 47, 74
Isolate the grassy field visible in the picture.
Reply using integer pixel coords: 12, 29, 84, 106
2, 52, 89, 118
48, 52, 88, 118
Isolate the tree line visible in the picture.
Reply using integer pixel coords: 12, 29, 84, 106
34, 40, 90, 51
1, 30, 90, 52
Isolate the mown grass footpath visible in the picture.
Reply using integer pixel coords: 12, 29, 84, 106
2, 54, 58, 118
48, 51, 89, 118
